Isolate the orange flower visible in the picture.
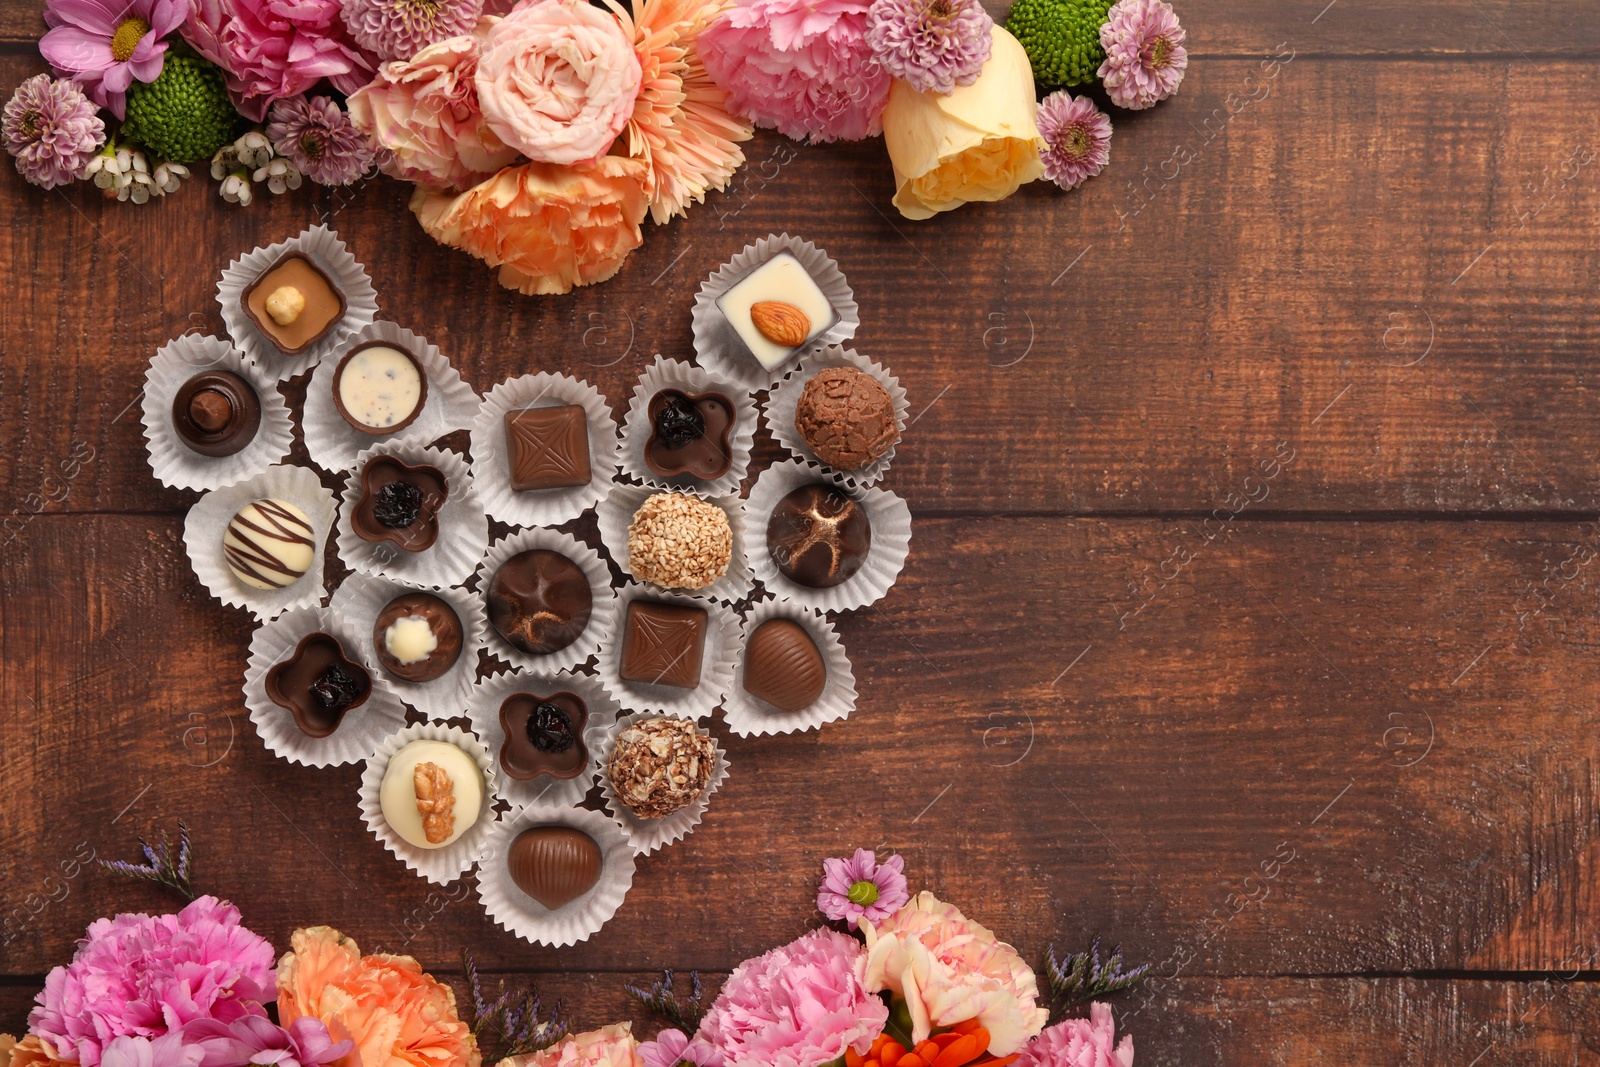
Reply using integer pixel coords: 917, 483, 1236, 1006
411, 155, 651, 295
1, 1035, 64, 1067
275, 926, 481, 1067
846, 1023, 1020, 1067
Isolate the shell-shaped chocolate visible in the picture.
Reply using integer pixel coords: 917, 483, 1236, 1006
507, 826, 602, 910
742, 618, 826, 711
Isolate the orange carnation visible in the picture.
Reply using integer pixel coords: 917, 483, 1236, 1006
275, 926, 481, 1067
411, 155, 651, 295
1, 1035, 63, 1067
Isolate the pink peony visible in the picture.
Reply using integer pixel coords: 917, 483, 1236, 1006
859, 892, 1049, 1056
696, 928, 887, 1067
348, 30, 518, 191
699, 0, 890, 143
28, 896, 277, 1067
817, 849, 909, 926
181, 0, 377, 121
1096, 0, 1186, 111
498, 1023, 640, 1067
99, 1032, 203, 1067
475, 0, 643, 165
1014, 1004, 1134, 1067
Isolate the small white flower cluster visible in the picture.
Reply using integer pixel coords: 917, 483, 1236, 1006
210, 130, 303, 206
84, 146, 189, 204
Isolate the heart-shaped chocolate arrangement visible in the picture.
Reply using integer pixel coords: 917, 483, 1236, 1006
508, 826, 603, 909
351, 455, 449, 552
645, 389, 736, 480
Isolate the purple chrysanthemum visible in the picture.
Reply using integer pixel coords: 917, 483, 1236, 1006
639, 1028, 725, 1067
2, 74, 105, 188
865, 0, 993, 95
1097, 0, 1187, 110
39, 0, 184, 117
1036, 90, 1111, 190
340, 0, 484, 62
817, 848, 909, 925
266, 95, 377, 186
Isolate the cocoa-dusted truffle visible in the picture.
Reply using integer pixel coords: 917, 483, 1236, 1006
607, 717, 715, 819
793, 367, 898, 470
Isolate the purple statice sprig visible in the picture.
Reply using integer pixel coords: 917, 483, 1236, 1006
865, 0, 994, 96
1044, 938, 1150, 1018
461, 951, 571, 1060
626, 969, 709, 1033
99, 819, 196, 901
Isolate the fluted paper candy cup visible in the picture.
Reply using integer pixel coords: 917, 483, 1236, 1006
764, 346, 909, 490
243, 605, 409, 767
465, 670, 619, 810
477, 804, 635, 947
476, 527, 618, 674
883, 26, 1046, 220
596, 712, 729, 856
184, 464, 337, 622
334, 442, 489, 589
218, 225, 378, 381
359, 722, 499, 885
330, 574, 488, 722
597, 583, 739, 720
722, 597, 857, 737
471, 373, 620, 528
618, 356, 758, 497
143, 334, 293, 492
596, 484, 753, 606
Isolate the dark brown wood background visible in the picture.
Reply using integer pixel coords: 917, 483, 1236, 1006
5, 1, 1600, 1063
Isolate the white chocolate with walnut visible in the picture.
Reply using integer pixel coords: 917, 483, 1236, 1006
379, 739, 483, 849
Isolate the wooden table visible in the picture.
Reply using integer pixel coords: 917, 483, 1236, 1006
4, 1, 1600, 1061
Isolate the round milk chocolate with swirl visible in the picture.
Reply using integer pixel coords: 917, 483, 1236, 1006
766, 484, 871, 588
224, 498, 316, 589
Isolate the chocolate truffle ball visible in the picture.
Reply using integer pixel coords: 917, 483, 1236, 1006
626, 492, 733, 591
607, 717, 715, 819
224, 498, 315, 590
373, 592, 463, 682
488, 549, 593, 655
766, 484, 871, 588
793, 367, 898, 470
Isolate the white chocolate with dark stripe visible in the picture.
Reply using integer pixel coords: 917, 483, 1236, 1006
224, 498, 315, 590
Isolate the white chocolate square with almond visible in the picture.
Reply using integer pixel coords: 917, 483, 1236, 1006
715, 253, 838, 370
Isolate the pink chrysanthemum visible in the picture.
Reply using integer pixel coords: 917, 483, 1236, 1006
1096, 0, 1186, 110
2, 74, 105, 189
1035, 90, 1110, 189
27, 896, 277, 1067
696, 928, 888, 1067
864, 0, 991, 95
267, 94, 378, 185
699, 0, 891, 143
1014, 1003, 1134, 1067
639, 1028, 724, 1067
341, 0, 484, 61
817, 849, 909, 925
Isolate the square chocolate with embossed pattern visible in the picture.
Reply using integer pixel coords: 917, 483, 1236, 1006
505, 404, 591, 491
619, 599, 707, 690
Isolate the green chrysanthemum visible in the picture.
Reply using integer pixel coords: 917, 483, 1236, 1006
1004, 0, 1115, 90
123, 54, 240, 163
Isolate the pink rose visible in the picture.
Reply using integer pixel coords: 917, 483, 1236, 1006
475, 0, 642, 165
348, 30, 519, 192
182, 0, 376, 121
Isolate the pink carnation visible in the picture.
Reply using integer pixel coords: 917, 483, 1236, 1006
699, 0, 890, 143
696, 928, 886, 1067
181, 0, 377, 121
28, 896, 277, 1067
1015, 1004, 1134, 1067
475, 0, 643, 166
499, 1022, 639, 1067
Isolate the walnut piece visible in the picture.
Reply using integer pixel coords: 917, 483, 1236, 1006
413, 760, 457, 845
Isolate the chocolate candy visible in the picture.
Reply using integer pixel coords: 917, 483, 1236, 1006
265, 631, 371, 737
608, 717, 715, 819
626, 492, 733, 591
242, 252, 346, 355
351, 456, 448, 552
794, 367, 898, 470
373, 592, 463, 682
378, 739, 484, 850
620, 599, 707, 690
767, 484, 871, 589
171, 371, 261, 457
645, 390, 735, 480
497, 691, 590, 780
333, 343, 427, 435
224, 498, 316, 589
742, 618, 827, 711
714, 252, 839, 371
507, 826, 602, 909
488, 549, 593, 655
505, 405, 591, 490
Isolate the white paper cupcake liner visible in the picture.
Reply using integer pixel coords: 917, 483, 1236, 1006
329, 574, 488, 722
745, 460, 913, 613
476, 804, 635, 946
471, 374, 620, 528
722, 597, 857, 737
618, 356, 758, 496
218, 225, 378, 381
243, 605, 409, 767
596, 712, 729, 856
596, 484, 753, 606
335, 443, 489, 589
764, 346, 909, 490
183, 464, 338, 621
692, 234, 859, 391
142, 334, 294, 492
302, 321, 480, 474
465, 670, 619, 810
359, 722, 499, 885
476, 528, 618, 673
597, 583, 738, 720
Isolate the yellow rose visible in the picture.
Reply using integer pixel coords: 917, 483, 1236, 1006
881, 26, 1045, 220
